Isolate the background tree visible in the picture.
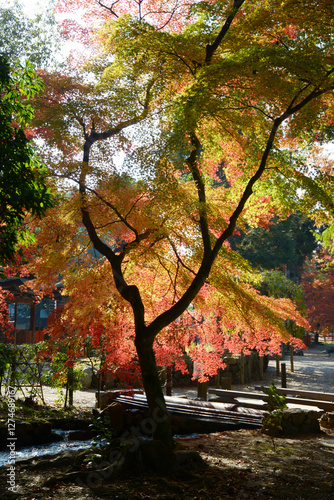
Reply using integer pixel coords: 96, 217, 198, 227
0, 56, 54, 264
302, 249, 334, 335
26, 0, 334, 454
230, 213, 318, 283
0, 1, 62, 69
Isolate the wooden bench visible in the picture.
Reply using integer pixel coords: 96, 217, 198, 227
208, 388, 334, 412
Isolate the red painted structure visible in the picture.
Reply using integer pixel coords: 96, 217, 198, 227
0, 278, 65, 345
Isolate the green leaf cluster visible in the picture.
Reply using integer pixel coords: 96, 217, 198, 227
261, 383, 287, 446
0, 56, 54, 263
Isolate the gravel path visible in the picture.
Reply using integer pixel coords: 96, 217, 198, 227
234, 343, 334, 394
40, 343, 334, 408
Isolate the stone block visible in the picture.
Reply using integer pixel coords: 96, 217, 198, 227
320, 412, 334, 429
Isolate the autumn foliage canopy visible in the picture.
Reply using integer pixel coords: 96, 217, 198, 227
7, 0, 334, 446
25, 0, 334, 381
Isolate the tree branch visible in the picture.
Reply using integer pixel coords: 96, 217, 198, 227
97, 0, 119, 18
146, 78, 334, 342
205, 0, 245, 64
186, 133, 212, 255
84, 185, 140, 238
76, 81, 156, 331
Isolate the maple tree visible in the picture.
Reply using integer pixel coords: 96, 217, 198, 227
24, 0, 334, 451
0, 288, 14, 340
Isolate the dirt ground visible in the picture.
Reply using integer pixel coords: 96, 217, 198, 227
1, 344, 334, 499
1, 428, 333, 499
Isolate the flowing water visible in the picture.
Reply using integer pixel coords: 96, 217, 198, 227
0, 429, 200, 467
0, 429, 94, 467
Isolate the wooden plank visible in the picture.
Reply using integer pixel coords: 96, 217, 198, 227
281, 398, 334, 411
209, 388, 334, 411
114, 395, 263, 425
209, 388, 268, 400
208, 398, 267, 410
255, 386, 334, 402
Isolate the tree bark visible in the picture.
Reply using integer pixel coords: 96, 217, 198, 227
135, 333, 174, 451
259, 356, 264, 380
240, 351, 245, 384
289, 344, 294, 373
166, 366, 172, 396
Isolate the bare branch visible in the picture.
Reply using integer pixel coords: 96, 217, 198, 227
141, 0, 180, 31
97, 0, 119, 18
205, 0, 246, 64
84, 185, 139, 238
168, 237, 196, 276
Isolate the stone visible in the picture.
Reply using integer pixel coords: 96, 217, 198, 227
281, 420, 300, 436
80, 365, 93, 388
262, 408, 323, 436
290, 410, 307, 426
100, 402, 123, 431
320, 412, 334, 429
0, 420, 55, 448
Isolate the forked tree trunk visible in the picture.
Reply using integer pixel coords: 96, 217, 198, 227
135, 334, 174, 452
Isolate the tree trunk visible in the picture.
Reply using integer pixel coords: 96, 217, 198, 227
289, 344, 294, 373
259, 356, 264, 380
240, 352, 245, 384
135, 335, 174, 452
166, 366, 172, 396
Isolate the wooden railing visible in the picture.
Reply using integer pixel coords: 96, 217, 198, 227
209, 387, 334, 412
319, 332, 334, 343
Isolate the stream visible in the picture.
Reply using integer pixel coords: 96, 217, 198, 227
0, 429, 94, 467
0, 429, 200, 468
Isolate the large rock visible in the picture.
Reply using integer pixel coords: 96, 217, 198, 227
320, 412, 334, 429
80, 365, 93, 388
0, 420, 57, 449
262, 408, 323, 437
100, 402, 123, 431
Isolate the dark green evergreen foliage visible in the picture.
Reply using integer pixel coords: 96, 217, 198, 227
0, 56, 53, 263
230, 213, 317, 282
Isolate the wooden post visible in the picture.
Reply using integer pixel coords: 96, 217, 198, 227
240, 352, 245, 385
197, 381, 207, 400
96, 372, 101, 409
281, 363, 287, 388
215, 368, 221, 388
290, 344, 294, 373
221, 376, 231, 389
276, 354, 280, 375
66, 367, 74, 407
166, 366, 172, 396
259, 356, 264, 380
